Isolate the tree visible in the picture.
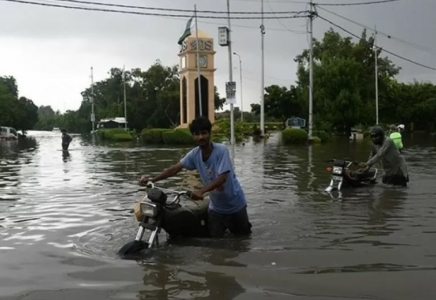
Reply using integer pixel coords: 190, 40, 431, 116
294, 28, 400, 134
214, 86, 226, 111
0, 76, 38, 132
76, 61, 229, 132
250, 85, 301, 127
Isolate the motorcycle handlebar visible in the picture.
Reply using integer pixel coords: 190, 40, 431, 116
325, 159, 359, 165
141, 182, 195, 203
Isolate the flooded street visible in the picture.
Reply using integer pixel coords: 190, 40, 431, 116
1, 131, 436, 299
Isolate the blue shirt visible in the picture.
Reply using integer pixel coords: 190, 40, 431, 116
180, 143, 246, 214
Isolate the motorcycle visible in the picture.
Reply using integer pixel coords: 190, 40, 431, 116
118, 182, 209, 257
325, 159, 378, 193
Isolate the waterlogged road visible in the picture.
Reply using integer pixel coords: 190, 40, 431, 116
1, 131, 436, 299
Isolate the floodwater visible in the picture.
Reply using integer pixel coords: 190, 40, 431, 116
1, 131, 436, 300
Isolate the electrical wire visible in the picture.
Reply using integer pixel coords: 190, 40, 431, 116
316, 5, 436, 56
266, 0, 308, 34
314, 0, 400, 6
317, 14, 436, 71
51, 0, 306, 15
1, 0, 310, 19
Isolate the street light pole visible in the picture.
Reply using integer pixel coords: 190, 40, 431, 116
91, 67, 95, 134
226, 0, 235, 145
374, 25, 379, 125
260, 0, 265, 135
233, 52, 243, 122
308, 0, 314, 142
123, 65, 127, 130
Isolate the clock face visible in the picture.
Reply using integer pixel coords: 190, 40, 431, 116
199, 55, 207, 68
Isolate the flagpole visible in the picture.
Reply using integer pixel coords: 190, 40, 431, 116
194, 5, 203, 116
123, 65, 127, 130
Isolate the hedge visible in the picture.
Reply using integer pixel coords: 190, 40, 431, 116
112, 133, 134, 141
282, 128, 308, 144
141, 129, 169, 144
313, 136, 321, 144
97, 128, 133, 141
162, 128, 194, 145
312, 130, 331, 143
246, 122, 284, 131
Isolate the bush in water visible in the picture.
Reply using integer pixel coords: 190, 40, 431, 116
212, 119, 251, 142
98, 128, 133, 141
112, 133, 134, 141
162, 129, 194, 145
312, 130, 331, 143
282, 128, 308, 144
141, 128, 169, 144
312, 136, 322, 144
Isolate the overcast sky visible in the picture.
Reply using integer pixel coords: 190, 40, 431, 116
1, 0, 435, 113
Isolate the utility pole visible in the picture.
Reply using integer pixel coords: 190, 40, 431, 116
374, 25, 379, 125
226, 0, 235, 145
260, 0, 265, 136
91, 67, 95, 134
308, 0, 314, 142
233, 52, 243, 122
123, 65, 127, 130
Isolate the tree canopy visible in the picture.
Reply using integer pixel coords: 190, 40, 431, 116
250, 28, 436, 133
34, 61, 227, 133
0, 76, 38, 133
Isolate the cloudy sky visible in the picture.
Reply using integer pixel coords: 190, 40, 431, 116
1, 0, 435, 113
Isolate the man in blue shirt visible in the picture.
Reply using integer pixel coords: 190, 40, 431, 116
139, 116, 252, 238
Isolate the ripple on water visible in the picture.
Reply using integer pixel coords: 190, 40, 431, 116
1, 132, 436, 298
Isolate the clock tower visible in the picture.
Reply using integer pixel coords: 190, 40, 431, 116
178, 30, 216, 127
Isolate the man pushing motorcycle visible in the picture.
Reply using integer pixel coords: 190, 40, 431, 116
139, 116, 252, 238
359, 126, 409, 187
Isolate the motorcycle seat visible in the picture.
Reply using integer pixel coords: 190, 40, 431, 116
350, 168, 376, 180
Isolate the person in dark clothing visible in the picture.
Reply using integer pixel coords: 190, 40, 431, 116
61, 129, 72, 150
360, 126, 409, 187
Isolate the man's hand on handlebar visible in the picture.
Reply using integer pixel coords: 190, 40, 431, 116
359, 162, 369, 171
190, 190, 204, 201
139, 176, 154, 186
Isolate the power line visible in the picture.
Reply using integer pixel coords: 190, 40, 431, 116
316, 5, 436, 56
1, 0, 310, 19
314, 0, 400, 6
51, 0, 306, 15
317, 14, 436, 71
266, 0, 308, 34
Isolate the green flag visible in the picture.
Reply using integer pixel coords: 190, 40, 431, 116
178, 16, 195, 45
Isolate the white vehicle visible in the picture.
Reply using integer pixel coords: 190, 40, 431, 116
0, 126, 18, 141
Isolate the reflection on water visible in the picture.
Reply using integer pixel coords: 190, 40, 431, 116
1, 131, 436, 299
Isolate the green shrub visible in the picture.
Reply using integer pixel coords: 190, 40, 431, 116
312, 130, 331, 143
282, 128, 308, 144
312, 136, 322, 144
112, 133, 133, 141
162, 128, 194, 145
141, 128, 170, 143
98, 128, 131, 141
246, 122, 284, 131
212, 119, 249, 142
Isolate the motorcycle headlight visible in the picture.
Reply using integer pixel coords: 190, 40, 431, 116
332, 166, 343, 175
140, 202, 158, 217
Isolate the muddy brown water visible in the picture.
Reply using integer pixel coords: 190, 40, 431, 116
1, 131, 435, 300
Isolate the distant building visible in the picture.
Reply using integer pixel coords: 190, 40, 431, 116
286, 117, 306, 129
97, 117, 127, 129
